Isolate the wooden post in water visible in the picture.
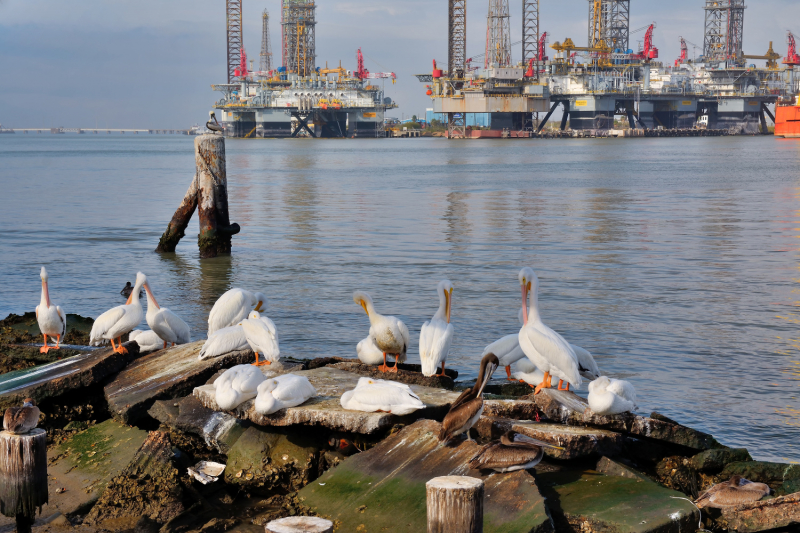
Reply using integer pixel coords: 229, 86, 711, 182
264, 516, 334, 533
155, 134, 240, 258
426, 476, 483, 533
0, 429, 48, 533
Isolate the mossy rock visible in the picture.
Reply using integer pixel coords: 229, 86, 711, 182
690, 447, 752, 472
720, 461, 800, 495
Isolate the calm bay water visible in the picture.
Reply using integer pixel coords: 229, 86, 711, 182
1, 134, 799, 462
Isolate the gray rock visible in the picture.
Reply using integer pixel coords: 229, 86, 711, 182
298, 419, 552, 533
595, 456, 652, 482
719, 491, 800, 532
148, 395, 248, 454
690, 447, 752, 472
104, 340, 253, 424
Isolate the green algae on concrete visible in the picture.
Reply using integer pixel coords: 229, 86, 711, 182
537, 468, 698, 533
299, 419, 552, 533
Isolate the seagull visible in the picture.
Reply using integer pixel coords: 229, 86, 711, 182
207, 111, 224, 133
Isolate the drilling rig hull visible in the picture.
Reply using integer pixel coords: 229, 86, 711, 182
774, 101, 800, 138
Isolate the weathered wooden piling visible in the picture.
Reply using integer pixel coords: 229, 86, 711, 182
0, 429, 48, 533
155, 134, 240, 258
426, 476, 484, 533
265, 516, 334, 533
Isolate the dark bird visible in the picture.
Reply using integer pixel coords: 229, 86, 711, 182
695, 475, 772, 509
120, 282, 144, 299
468, 431, 564, 472
206, 111, 224, 133
3, 398, 40, 435
439, 352, 499, 442
328, 435, 360, 455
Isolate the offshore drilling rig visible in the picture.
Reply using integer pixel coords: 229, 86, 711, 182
213, 0, 397, 138
420, 0, 790, 137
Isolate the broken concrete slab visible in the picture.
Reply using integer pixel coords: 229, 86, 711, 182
104, 340, 253, 424
537, 467, 699, 533
525, 388, 723, 450
475, 417, 624, 460
298, 419, 552, 533
224, 426, 319, 493
690, 447, 751, 472
0, 341, 140, 411
595, 456, 652, 482
719, 491, 800, 532
148, 395, 248, 454
85, 431, 185, 529
194, 366, 461, 434
0, 419, 149, 529
329, 361, 457, 390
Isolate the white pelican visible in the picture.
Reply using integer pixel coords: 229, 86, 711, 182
198, 325, 249, 360
587, 376, 637, 415
36, 267, 66, 353
512, 358, 551, 389
518, 268, 581, 395
695, 476, 771, 509
90, 272, 147, 354
468, 431, 564, 472
356, 336, 384, 365
214, 364, 266, 410
516, 306, 599, 386
3, 398, 40, 435
483, 334, 525, 381
419, 280, 455, 377
340, 376, 424, 415
353, 291, 409, 373
241, 311, 280, 366
439, 353, 499, 442
143, 281, 191, 348
207, 288, 267, 335
254, 374, 317, 415
128, 330, 164, 352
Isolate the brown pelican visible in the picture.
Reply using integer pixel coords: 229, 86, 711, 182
438, 352, 499, 442
468, 431, 564, 472
3, 398, 40, 435
207, 111, 224, 133
120, 281, 144, 299
695, 475, 771, 509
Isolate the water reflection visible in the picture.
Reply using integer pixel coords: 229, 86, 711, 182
443, 191, 472, 251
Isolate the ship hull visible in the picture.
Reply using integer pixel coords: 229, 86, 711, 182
775, 104, 800, 138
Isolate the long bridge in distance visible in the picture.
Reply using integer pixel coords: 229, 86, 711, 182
0, 128, 190, 135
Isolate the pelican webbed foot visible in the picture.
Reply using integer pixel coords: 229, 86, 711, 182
252, 353, 272, 367
557, 380, 571, 391
533, 371, 551, 395
434, 361, 447, 378
53, 335, 61, 350
378, 353, 390, 373
39, 335, 50, 354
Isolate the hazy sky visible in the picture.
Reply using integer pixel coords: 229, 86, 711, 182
1, 0, 799, 128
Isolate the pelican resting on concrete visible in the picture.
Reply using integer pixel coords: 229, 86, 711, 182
144, 281, 191, 348
356, 336, 384, 366
518, 268, 581, 394
587, 376, 638, 415
241, 310, 280, 366
419, 280, 455, 377
207, 288, 267, 335
36, 267, 66, 353
439, 352, 499, 442
340, 377, 424, 416
90, 272, 147, 354
695, 475, 771, 509
128, 330, 164, 352
254, 374, 317, 415
206, 111, 224, 133
198, 324, 249, 360
214, 364, 266, 410
3, 398, 40, 435
468, 431, 564, 472
353, 291, 409, 373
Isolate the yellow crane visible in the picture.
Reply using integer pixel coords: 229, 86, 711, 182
551, 38, 613, 67
742, 42, 781, 70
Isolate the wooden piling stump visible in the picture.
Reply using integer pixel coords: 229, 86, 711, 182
426, 476, 483, 533
265, 516, 333, 533
155, 133, 239, 258
0, 429, 48, 533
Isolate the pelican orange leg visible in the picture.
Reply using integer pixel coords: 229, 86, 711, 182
54, 334, 61, 350
39, 335, 50, 354
435, 361, 447, 377
252, 352, 272, 367
557, 380, 570, 391
534, 371, 551, 395
505, 365, 514, 381
387, 354, 399, 373
378, 353, 390, 373
116, 337, 128, 354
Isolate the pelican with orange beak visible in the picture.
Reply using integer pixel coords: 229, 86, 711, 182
35, 267, 66, 353
419, 279, 455, 377
353, 291, 409, 373
90, 272, 147, 354
143, 280, 191, 348
517, 267, 581, 394
207, 288, 268, 335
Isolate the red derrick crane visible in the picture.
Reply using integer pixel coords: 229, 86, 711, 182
784, 32, 800, 66
525, 32, 549, 77
632, 24, 658, 61
355, 48, 396, 82
675, 37, 688, 66
234, 47, 248, 78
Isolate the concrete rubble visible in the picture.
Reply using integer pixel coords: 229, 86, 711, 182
0, 339, 797, 533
